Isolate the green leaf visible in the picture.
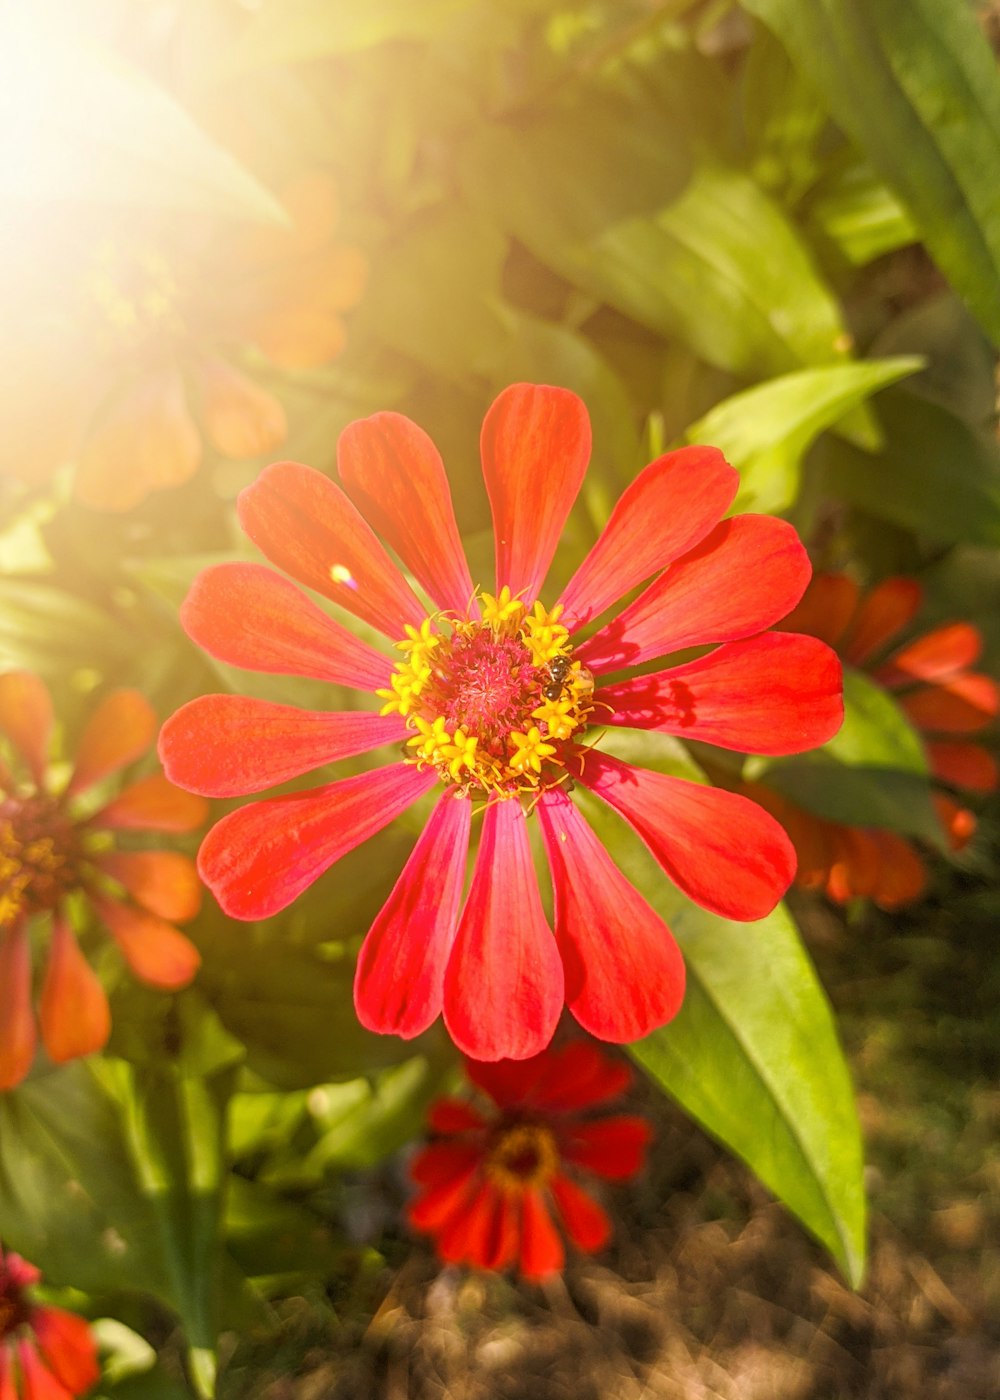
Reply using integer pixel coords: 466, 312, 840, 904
752, 671, 944, 845
578, 732, 866, 1282
302, 1055, 450, 1175
0, 24, 286, 223
462, 104, 848, 375
820, 389, 1000, 546
740, 0, 1000, 344
217, 0, 474, 72
804, 153, 918, 266
685, 356, 923, 513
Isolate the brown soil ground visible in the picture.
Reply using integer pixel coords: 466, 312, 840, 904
231, 881, 1000, 1400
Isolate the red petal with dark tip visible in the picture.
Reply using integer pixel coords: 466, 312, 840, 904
580, 750, 795, 921
160, 695, 404, 796
901, 674, 1000, 734
841, 576, 922, 665
354, 792, 471, 1039
559, 445, 738, 627
537, 790, 685, 1042
198, 763, 436, 919
481, 384, 591, 600
926, 740, 998, 793
338, 411, 476, 617
779, 572, 860, 648
67, 690, 155, 796
578, 515, 811, 674
597, 632, 843, 755
874, 621, 982, 688
443, 799, 563, 1062
238, 460, 426, 638
181, 562, 391, 690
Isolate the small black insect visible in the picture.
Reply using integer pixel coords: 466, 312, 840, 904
541, 652, 573, 702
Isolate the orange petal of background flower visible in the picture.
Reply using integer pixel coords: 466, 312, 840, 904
94, 773, 208, 832
934, 793, 977, 852
867, 831, 928, 909
901, 674, 1000, 734
67, 689, 156, 796
926, 740, 998, 793
98, 850, 202, 922
93, 897, 201, 988
0, 671, 54, 785
199, 359, 287, 459
39, 915, 110, 1064
75, 370, 202, 512
874, 621, 982, 688
0, 921, 36, 1091
840, 576, 923, 666
779, 571, 860, 648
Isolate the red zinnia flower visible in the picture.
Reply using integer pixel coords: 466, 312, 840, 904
0, 1244, 100, 1399
408, 1041, 651, 1279
0, 673, 207, 1090
159, 383, 843, 1060
761, 571, 1000, 908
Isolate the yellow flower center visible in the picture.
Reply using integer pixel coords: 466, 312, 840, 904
377, 590, 596, 799
81, 240, 184, 349
484, 1122, 560, 1192
0, 796, 81, 924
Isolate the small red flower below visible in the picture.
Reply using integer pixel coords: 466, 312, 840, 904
0, 1244, 100, 1399
408, 1041, 652, 1279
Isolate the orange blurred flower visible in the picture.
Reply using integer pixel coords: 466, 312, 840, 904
0, 673, 207, 1090
1, 172, 366, 512
756, 573, 999, 909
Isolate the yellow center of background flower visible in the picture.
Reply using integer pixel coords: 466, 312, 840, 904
484, 1121, 560, 1192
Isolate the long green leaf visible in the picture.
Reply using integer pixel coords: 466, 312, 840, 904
741, 0, 1000, 343
685, 356, 923, 513
587, 731, 866, 1283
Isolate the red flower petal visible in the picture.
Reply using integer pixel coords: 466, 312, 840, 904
840, 576, 922, 666
934, 792, 976, 852
15, 1339, 73, 1400
826, 827, 882, 902
0, 1347, 14, 1400
30, 1308, 100, 1395
580, 750, 795, 921
537, 790, 685, 1042
578, 515, 811, 674
519, 1188, 565, 1278
463, 1041, 632, 1115
38, 916, 111, 1065
558, 445, 738, 627
779, 572, 860, 648
338, 412, 476, 617
160, 695, 404, 797
0, 920, 35, 1091
181, 562, 391, 690
94, 774, 208, 833
866, 830, 928, 908
596, 632, 843, 755
443, 799, 563, 1062
198, 763, 436, 919
410, 1139, 483, 1188
354, 791, 470, 1039
0, 671, 53, 785
901, 674, 1000, 734
550, 1173, 611, 1252
426, 1098, 488, 1135
92, 897, 201, 989
237, 461, 426, 639
435, 1180, 499, 1266
559, 1116, 653, 1180
97, 851, 201, 922
480, 384, 591, 599
408, 1159, 480, 1233
66, 690, 155, 796
874, 621, 982, 688
926, 740, 998, 793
